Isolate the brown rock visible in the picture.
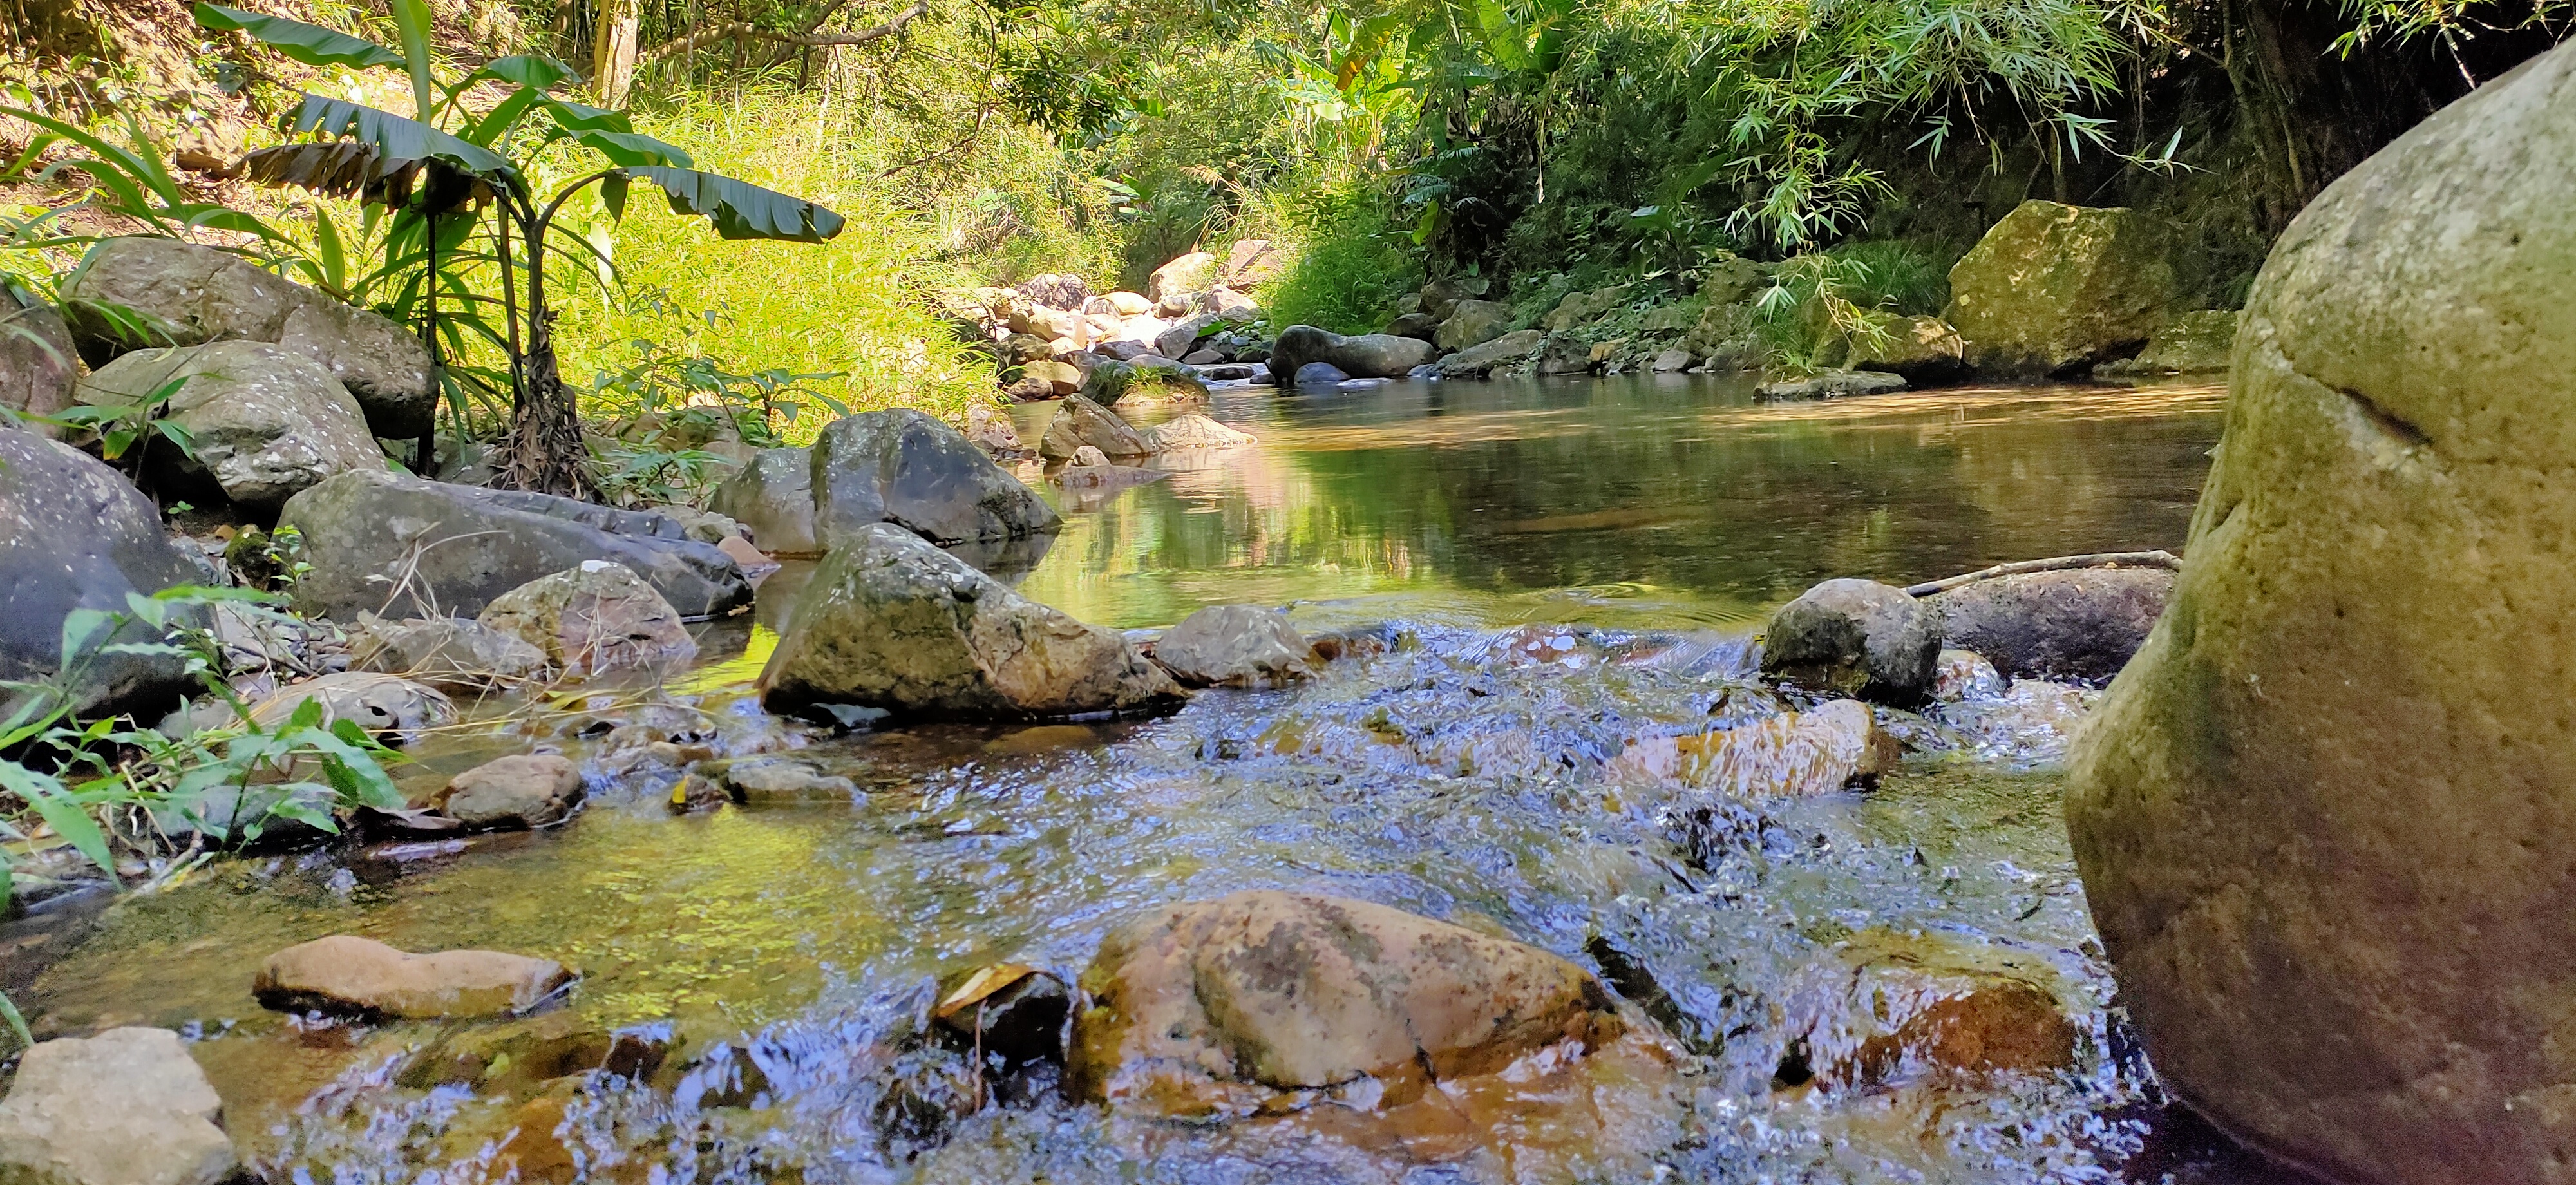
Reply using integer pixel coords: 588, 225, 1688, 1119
254, 934, 573, 1018
1930, 566, 2172, 681
1777, 931, 2078, 1092
1070, 890, 1621, 1117
249, 671, 455, 743
1038, 395, 1150, 460
434, 754, 583, 829
1151, 604, 1311, 687
477, 561, 696, 677
1610, 699, 1897, 797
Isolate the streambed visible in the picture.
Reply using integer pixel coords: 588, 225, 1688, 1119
3, 375, 2298, 1183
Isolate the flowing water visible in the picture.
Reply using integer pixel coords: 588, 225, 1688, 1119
2, 375, 2304, 1184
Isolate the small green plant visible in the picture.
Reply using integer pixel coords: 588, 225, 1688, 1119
0, 586, 404, 1048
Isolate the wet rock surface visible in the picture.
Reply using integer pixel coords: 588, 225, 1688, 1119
2070, 39, 2576, 1184
1070, 890, 1622, 1116
279, 469, 752, 620
0, 425, 207, 721
477, 561, 697, 676
1142, 412, 1254, 452
1755, 368, 1909, 400
760, 523, 1183, 720
1761, 578, 1942, 703
1611, 699, 1899, 798
811, 408, 1061, 547
1931, 566, 2173, 681
0, 1027, 237, 1185
1150, 604, 1312, 687
254, 935, 574, 1019
1776, 929, 2079, 1092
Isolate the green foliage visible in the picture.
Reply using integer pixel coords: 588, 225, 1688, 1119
1259, 185, 1423, 335
1824, 238, 1961, 317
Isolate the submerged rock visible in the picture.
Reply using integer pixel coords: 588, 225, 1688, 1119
254, 934, 574, 1019
1037, 395, 1150, 460
1760, 578, 1941, 704
279, 469, 752, 620
477, 561, 697, 676
1931, 648, 2006, 701
0, 1027, 237, 1185
434, 754, 583, 829
77, 341, 382, 511
760, 523, 1183, 721
811, 408, 1061, 548
1611, 699, 1897, 797
1268, 325, 1434, 379
708, 446, 819, 556
1291, 361, 1349, 388
1754, 368, 1908, 400
1944, 200, 2174, 376
1151, 604, 1312, 687
713, 757, 858, 802
249, 671, 455, 743
2069, 43, 2576, 1183
1436, 328, 1546, 377
0, 426, 207, 723
350, 616, 549, 690
1931, 567, 2172, 681
1069, 891, 1622, 1117
1776, 931, 2078, 1092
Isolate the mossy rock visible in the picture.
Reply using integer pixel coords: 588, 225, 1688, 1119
1942, 200, 2174, 377
1079, 360, 1209, 408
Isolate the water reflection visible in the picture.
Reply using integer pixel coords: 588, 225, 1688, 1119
1007, 374, 2224, 629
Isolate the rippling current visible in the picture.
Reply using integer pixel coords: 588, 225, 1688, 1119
1, 375, 2305, 1184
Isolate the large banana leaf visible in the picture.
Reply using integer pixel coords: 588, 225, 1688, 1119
193, 4, 402, 70
245, 94, 518, 211
576, 131, 692, 169
625, 166, 844, 242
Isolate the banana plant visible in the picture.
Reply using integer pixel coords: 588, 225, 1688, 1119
194, 2, 844, 498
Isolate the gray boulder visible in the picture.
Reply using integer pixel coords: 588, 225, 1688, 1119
1434, 299, 1513, 351
811, 408, 1061, 549
708, 447, 819, 556
1760, 578, 1941, 705
1152, 605, 1312, 687
1755, 368, 1909, 400
1268, 325, 1434, 379
760, 523, 1183, 721
1291, 362, 1349, 387
77, 341, 383, 511
1039, 395, 1150, 460
1154, 312, 1224, 361
1435, 329, 1546, 377
248, 671, 455, 744
0, 425, 206, 722
1931, 567, 2174, 681
58, 236, 307, 362
2067, 42, 2576, 1183
350, 616, 549, 690
276, 297, 435, 437
434, 754, 584, 829
278, 469, 752, 620
0, 285, 76, 433
0, 1027, 237, 1185
478, 561, 696, 676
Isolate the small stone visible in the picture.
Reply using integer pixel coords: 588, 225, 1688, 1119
1755, 368, 1909, 400
1152, 605, 1312, 687
1649, 348, 1694, 372
1022, 359, 1082, 395
254, 934, 574, 1019
433, 754, 583, 830
715, 757, 858, 802
1761, 578, 1942, 704
1038, 395, 1150, 460
0, 1027, 237, 1185
1932, 649, 2006, 701
477, 560, 696, 677
1068, 444, 1110, 468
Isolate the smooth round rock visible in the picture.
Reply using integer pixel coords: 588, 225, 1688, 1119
1759, 578, 1941, 705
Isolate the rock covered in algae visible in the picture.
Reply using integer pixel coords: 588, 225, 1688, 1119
2067, 39, 2576, 1185
1069, 890, 1622, 1117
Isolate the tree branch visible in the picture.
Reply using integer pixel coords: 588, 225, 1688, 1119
643, 0, 928, 64
1903, 551, 2181, 598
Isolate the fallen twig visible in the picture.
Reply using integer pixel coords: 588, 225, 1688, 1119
1904, 550, 2181, 598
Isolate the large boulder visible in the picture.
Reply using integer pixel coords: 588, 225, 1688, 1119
278, 469, 752, 620
0, 426, 206, 722
77, 341, 383, 511
1436, 328, 1546, 377
0, 285, 77, 433
708, 447, 819, 556
1267, 325, 1435, 379
1434, 298, 1513, 351
2106, 308, 2240, 377
1930, 567, 2173, 681
2067, 44, 2576, 1185
275, 297, 436, 437
1151, 604, 1311, 687
1068, 891, 1622, 1117
254, 935, 573, 1019
1846, 315, 1966, 384
1148, 252, 1220, 307
477, 561, 696, 676
1943, 200, 2175, 377
759, 523, 1182, 721
810, 409, 1061, 549
1759, 578, 1940, 705
1039, 395, 1150, 460
0, 1027, 238, 1185
58, 236, 307, 363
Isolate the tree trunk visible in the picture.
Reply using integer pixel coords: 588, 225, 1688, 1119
594, 0, 641, 108
503, 316, 594, 500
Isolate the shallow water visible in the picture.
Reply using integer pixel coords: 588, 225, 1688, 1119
2, 376, 2307, 1184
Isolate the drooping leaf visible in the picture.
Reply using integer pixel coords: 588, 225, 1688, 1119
473, 54, 579, 92
193, 4, 403, 70
284, 94, 515, 179
245, 95, 515, 211
600, 172, 630, 222
542, 99, 633, 134
575, 131, 693, 168
626, 166, 844, 243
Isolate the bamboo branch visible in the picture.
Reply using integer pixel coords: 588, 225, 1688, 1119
643, 0, 928, 64
1903, 551, 2181, 598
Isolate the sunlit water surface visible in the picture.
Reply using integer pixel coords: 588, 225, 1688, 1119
3, 375, 2308, 1184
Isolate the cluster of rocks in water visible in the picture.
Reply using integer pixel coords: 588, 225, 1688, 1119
951, 198, 2242, 419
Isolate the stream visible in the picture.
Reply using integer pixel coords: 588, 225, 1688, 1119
3, 374, 2304, 1184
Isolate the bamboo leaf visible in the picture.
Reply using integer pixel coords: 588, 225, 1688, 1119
625, 166, 844, 243
193, 4, 403, 70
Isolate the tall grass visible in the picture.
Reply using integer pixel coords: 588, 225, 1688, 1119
1255, 182, 1423, 335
